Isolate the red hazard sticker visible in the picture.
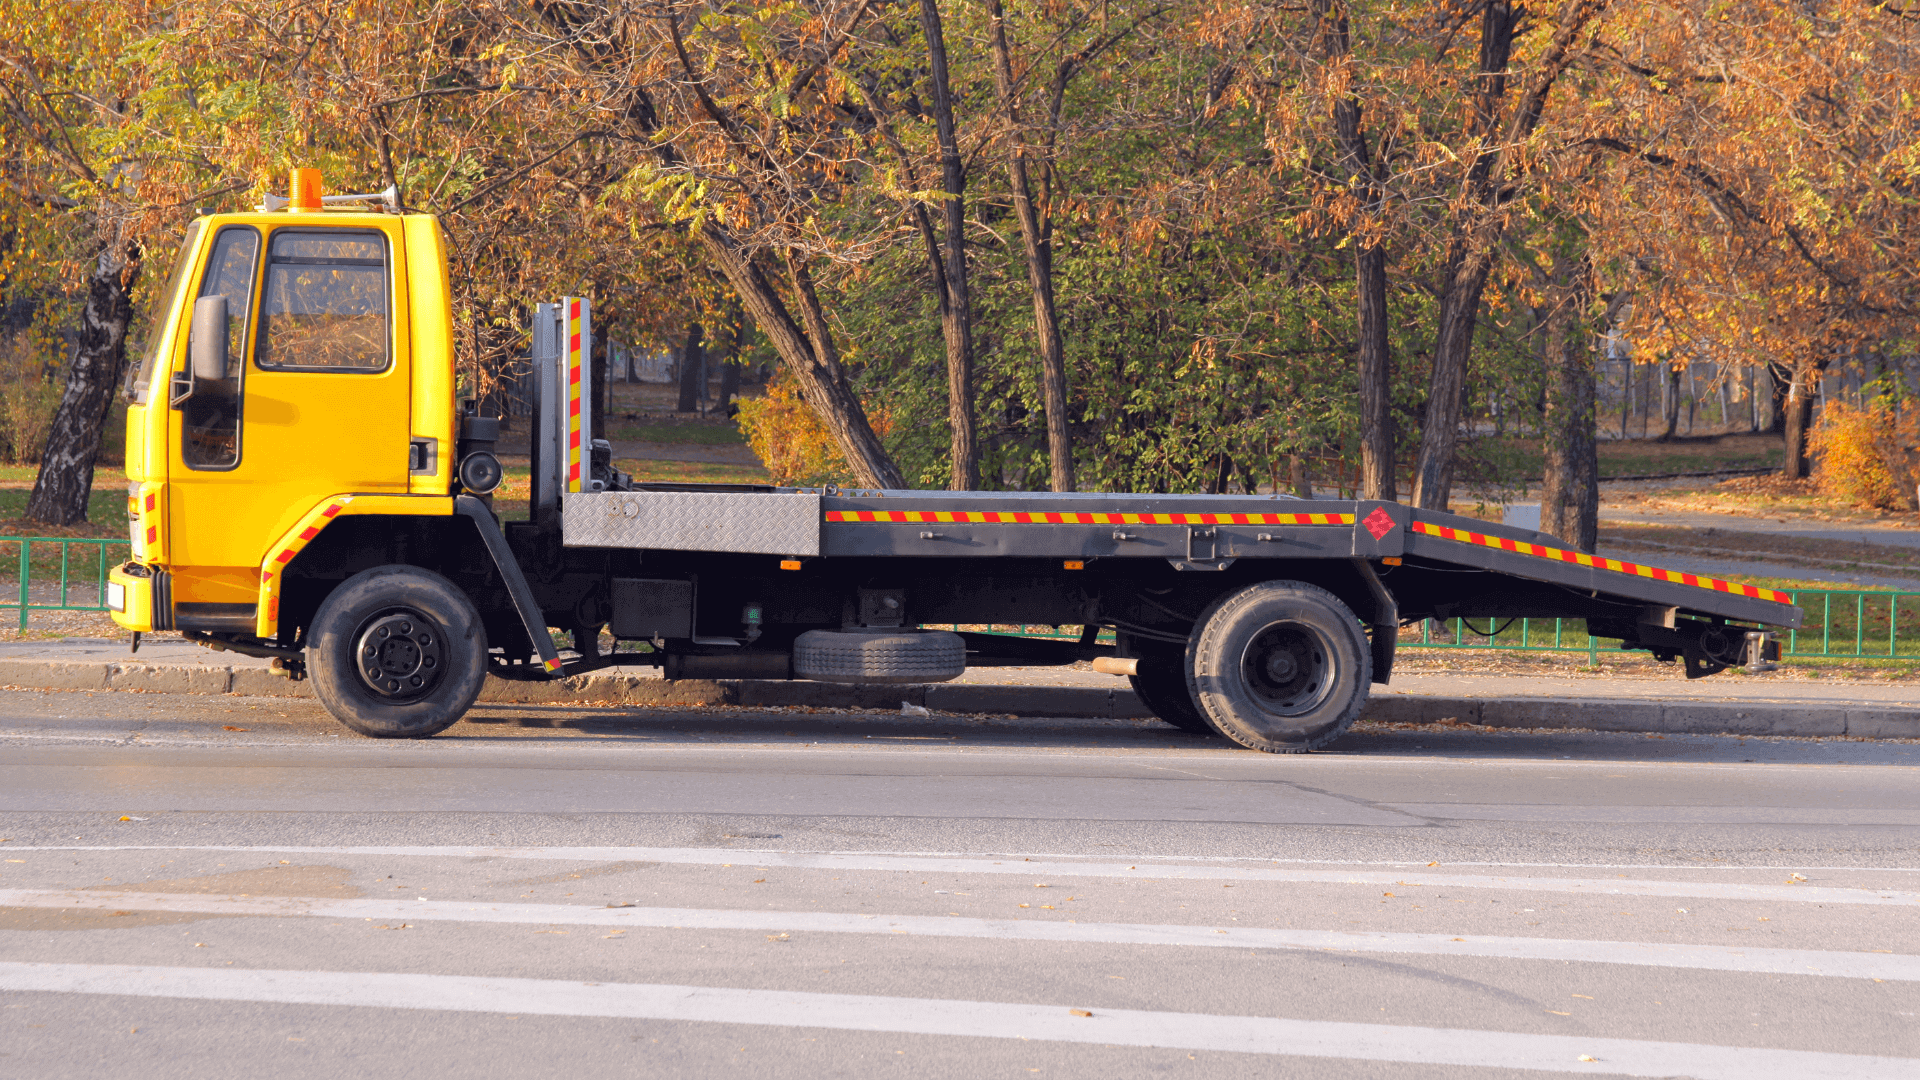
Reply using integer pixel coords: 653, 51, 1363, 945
1362, 507, 1396, 541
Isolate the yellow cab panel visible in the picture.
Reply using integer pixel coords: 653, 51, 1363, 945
110, 217, 209, 631
157, 207, 418, 631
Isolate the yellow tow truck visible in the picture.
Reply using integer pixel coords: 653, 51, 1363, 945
110, 171, 1797, 750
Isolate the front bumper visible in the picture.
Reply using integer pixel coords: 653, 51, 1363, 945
108, 563, 172, 632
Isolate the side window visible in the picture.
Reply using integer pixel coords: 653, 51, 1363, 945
182, 227, 258, 470
255, 230, 389, 371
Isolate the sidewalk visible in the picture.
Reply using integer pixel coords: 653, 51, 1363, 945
7, 634, 1912, 734
1, 637, 1912, 740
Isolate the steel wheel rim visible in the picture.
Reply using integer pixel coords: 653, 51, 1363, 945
1238, 621, 1335, 717
353, 608, 447, 702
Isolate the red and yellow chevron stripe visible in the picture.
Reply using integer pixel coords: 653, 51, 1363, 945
1410, 520, 1791, 604
253, 495, 456, 638
565, 298, 585, 494
825, 510, 1354, 526
255, 496, 356, 635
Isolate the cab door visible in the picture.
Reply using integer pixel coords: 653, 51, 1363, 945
167, 222, 412, 629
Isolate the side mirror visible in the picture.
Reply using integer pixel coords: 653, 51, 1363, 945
189, 295, 230, 383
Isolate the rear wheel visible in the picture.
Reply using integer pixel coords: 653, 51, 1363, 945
308, 565, 488, 738
1187, 580, 1370, 753
1119, 636, 1216, 736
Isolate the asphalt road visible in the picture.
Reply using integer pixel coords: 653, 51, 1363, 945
2, 689, 1917, 1079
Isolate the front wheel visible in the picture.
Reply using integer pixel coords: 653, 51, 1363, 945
307, 565, 488, 738
1187, 580, 1371, 753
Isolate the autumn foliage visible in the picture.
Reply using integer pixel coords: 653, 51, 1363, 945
735, 373, 893, 488
3, 0, 1917, 511
1809, 401, 1920, 511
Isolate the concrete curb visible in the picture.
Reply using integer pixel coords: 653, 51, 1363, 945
1, 657, 1914, 739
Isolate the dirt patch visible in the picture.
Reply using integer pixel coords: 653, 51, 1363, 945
88, 864, 362, 899
0, 906, 227, 932
502, 860, 660, 886
1605, 474, 1919, 526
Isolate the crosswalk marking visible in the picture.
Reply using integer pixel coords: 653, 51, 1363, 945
4, 888, 1911, 982
2, 962, 1908, 1079
17, 846, 1914, 905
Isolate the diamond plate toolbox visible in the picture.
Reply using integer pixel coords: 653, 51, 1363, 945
561, 491, 821, 555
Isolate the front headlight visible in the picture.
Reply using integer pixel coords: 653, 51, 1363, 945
106, 582, 126, 612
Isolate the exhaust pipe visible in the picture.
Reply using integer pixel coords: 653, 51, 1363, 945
1090, 656, 1140, 677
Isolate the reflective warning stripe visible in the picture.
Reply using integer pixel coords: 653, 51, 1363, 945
1409, 520, 1791, 604
252, 496, 455, 639
260, 498, 354, 586
565, 299, 585, 494
254, 497, 356, 636
824, 511, 1354, 526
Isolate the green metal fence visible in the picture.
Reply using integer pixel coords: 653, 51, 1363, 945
0, 537, 130, 629
940, 587, 1920, 664
1780, 589, 1920, 660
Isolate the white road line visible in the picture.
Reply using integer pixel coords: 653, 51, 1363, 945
4, 889, 1911, 982
0, 962, 1906, 1079
14, 845, 1914, 905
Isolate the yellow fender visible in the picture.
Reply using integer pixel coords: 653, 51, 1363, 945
255, 494, 454, 638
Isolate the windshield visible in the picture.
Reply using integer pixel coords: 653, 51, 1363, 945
124, 220, 204, 405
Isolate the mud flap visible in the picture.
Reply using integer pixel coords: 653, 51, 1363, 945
454, 495, 563, 677
1352, 559, 1398, 685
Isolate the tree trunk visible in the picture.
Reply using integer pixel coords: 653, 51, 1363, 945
1658, 364, 1680, 441
27, 236, 141, 526
1781, 357, 1821, 480
587, 50, 903, 488
695, 223, 904, 489
987, 0, 1073, 492
1354, 244, 1394, 502
1288, 455, 1312, 498
1765, 361, 1788, 433
1315, 0, 1394, 502
1538, 262, 1598, 552
676, 321, 704, 413
1407, 0, 1609, 509
919, 0, 978, 491
1410, 245, 1499, 507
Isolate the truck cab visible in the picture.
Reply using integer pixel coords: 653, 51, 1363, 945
112, 172, 459, 639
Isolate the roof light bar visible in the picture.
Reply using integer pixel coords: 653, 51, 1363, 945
257, 170, 399, 213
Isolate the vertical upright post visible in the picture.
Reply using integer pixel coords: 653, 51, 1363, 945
530, 303, 560, 524
1890, 594, 1899, 659
561, 296, 592, 493
17, 540, 29, 630
1855, 593, 1865, 657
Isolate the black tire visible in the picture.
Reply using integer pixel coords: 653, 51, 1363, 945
792, 629, 965, 684
307, 565, 488, 738
1187, 580, 1371, 753
1119, 636, 1217, 736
